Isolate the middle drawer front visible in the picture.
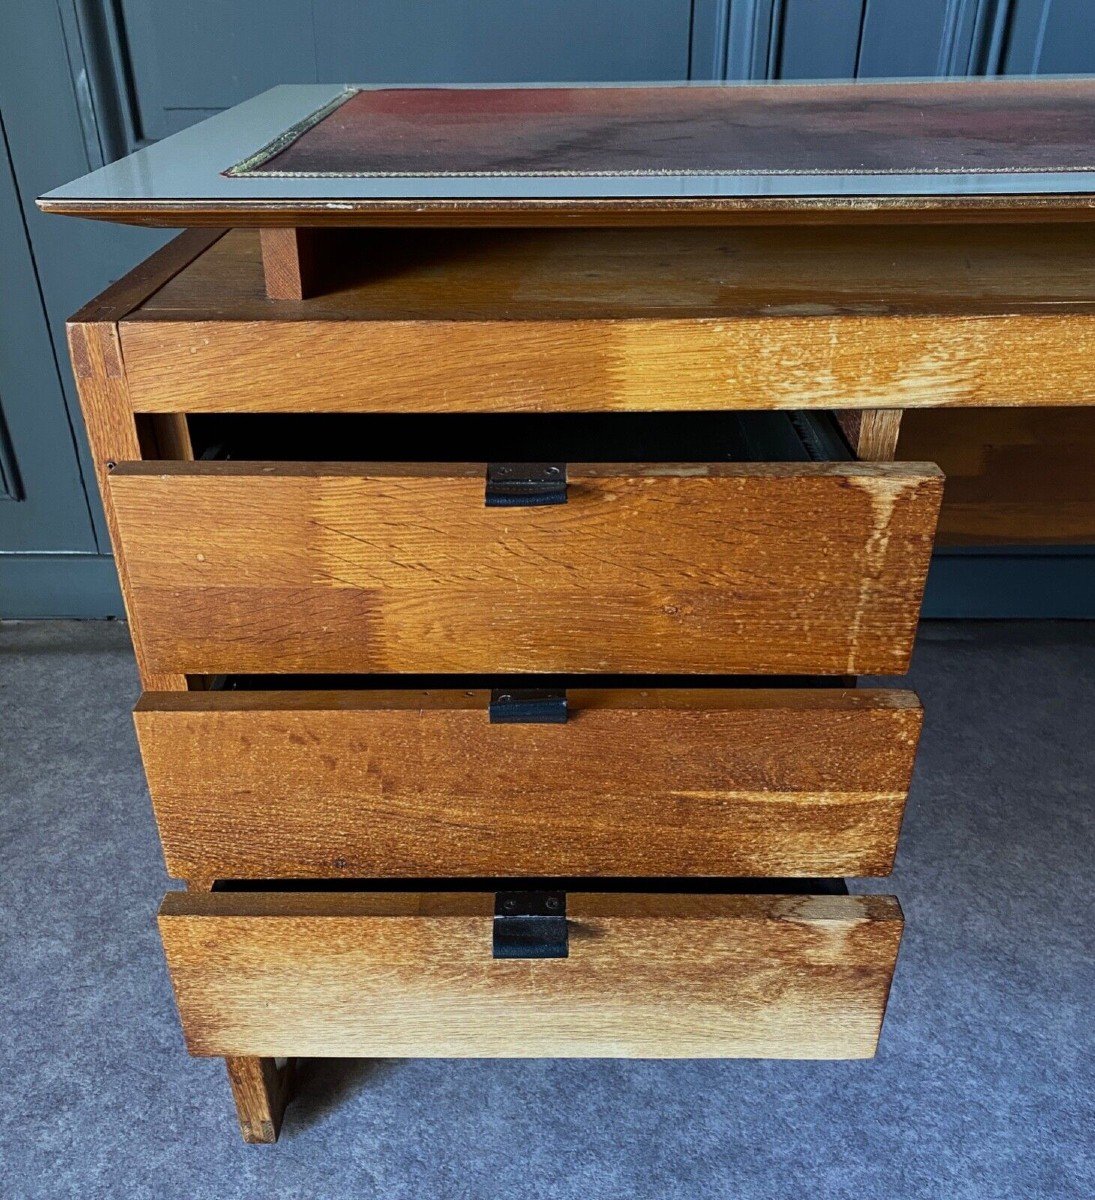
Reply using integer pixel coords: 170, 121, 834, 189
109, 460, 942, 676
135, 687, 922, 884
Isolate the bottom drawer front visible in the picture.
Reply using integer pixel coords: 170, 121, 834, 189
159, 891, 903, 1060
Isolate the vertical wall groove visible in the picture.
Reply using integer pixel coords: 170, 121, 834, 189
691, 0, 1057, 82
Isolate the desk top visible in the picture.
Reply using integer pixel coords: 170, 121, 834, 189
39, 79, 1095, 227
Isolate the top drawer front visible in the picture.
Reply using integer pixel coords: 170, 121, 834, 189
109, 461, 941, 676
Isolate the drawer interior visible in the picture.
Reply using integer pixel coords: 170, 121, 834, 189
209, 875, 850, 895
159, 880, 902, 1060
197, 672, 854, 690
181, 410, 854, 464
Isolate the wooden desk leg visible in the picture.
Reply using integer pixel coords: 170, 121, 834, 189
260, 227, 320, 299
225, 1056, 296, 1144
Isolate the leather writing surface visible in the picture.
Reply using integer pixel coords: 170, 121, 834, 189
234, 81, 1095, 179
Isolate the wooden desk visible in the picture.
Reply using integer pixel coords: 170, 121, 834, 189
42, 79, 1095, 1143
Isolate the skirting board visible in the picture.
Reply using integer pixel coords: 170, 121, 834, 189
922, 548, 1095, 619
1, 554, 124, 619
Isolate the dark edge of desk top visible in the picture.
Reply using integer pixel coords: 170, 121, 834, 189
36, 193, 1095, 228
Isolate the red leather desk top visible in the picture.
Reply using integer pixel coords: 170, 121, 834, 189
233, 80, 1095, 179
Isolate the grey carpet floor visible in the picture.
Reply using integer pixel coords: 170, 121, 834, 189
0, 620, 1091, 1200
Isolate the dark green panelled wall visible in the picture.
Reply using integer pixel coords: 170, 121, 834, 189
1, 1, 1092, 617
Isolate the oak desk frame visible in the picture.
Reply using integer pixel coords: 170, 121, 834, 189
44, 79, 1095, 1144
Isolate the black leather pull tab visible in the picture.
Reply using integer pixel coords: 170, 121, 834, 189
488, 688, 567, 724
493, 891, 568, 958
485, 463, 567, 507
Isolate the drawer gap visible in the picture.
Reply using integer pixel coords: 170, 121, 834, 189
191, 672, 857, 692
210, 877, 851, 896
178, 411, 853, 465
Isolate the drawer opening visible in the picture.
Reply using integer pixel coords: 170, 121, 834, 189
174, 410, 854, 464
189, 672, 855, 691
209, 877, 851, 896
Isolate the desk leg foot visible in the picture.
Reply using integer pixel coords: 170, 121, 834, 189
225, 1056, 295, 1144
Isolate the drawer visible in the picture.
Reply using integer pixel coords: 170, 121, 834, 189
109, 459, 942, 675
158, 887, 903, 1059
136, 687, 922, 885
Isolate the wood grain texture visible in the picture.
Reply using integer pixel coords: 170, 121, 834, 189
139, 225, 1095, 321
118, 226, 1095, 412
158, 891, 904, 1059
259, 228, 320, 300
67, 231, 226, 692
224, 1056, 294, 1145
836, 410, 903, 462
108, 461, 943, 676
896, 407, 1095, 545
69, 229, 225, 323
135, 687, 922, 885
65, 323, 184, 692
